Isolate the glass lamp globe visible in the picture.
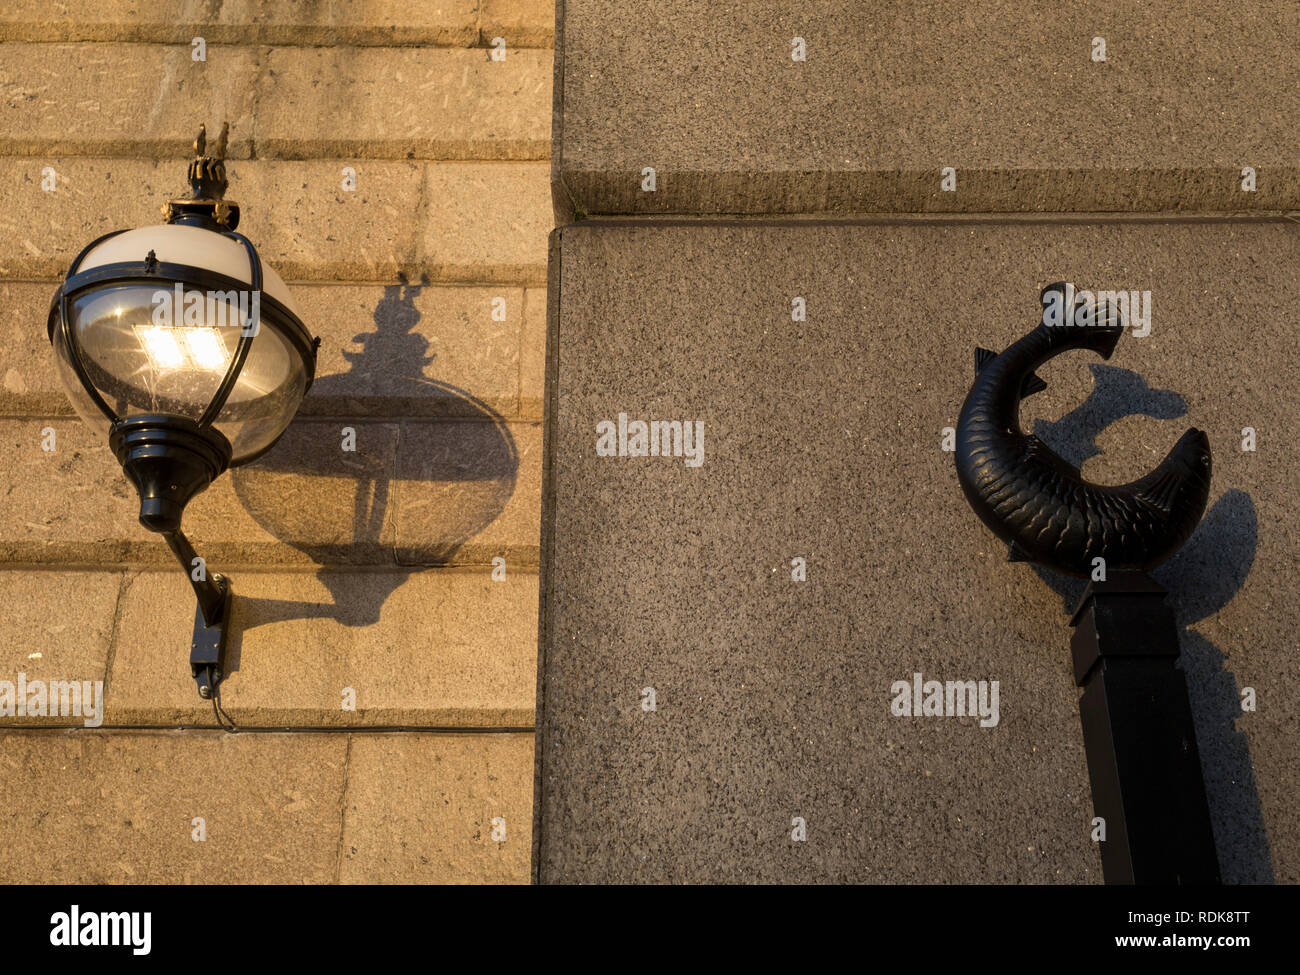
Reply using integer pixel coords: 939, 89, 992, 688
51, 225, 314, 468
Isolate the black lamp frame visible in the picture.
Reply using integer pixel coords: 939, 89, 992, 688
45, 124, 319, 700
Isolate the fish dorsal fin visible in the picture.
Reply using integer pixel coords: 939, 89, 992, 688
1024, 435, 1080, 477
1020, 372, 1048, 398
1135, 464, 1181, 519
1023, 434, 1053, 461
1007, 541, 1031, 563
974, 346, 1045, 396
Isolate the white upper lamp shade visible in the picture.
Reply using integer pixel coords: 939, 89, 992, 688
51, 224, 311, 465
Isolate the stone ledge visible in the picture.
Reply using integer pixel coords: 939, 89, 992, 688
557, 168, 1300, 218
105, 568, 538, 728
0, 1, 554, 48
0, 418, 541, 568
553, 0, 1300, 217
0, 158, 551, 283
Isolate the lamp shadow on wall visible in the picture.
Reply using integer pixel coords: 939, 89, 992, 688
225, 276, 518, 631
1028, 363, 1271, 884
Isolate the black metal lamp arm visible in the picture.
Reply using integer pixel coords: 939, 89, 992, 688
161, 529, 227, 627
159, 527, 233, 700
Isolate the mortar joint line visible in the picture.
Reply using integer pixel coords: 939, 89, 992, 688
333, 733, 354, 884
98, 569, 132, 705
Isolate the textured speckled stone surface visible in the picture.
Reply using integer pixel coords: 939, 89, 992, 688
0, 730, 347, 883
0, 40, 551, 161
0, 281, 64, 417
0, 43, 258, 157
0, 729, 533, 882
0, 570, 121, 727
553, 0, 1300, 216
421, 162, 553, 284
340, 733, 533, 883
255, 47, 551, 160
0, 42, 548, 160
536, 218, 1300, 883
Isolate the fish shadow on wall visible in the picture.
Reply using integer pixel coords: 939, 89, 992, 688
1029, 363, 1271, 884
225, 276, 518, 637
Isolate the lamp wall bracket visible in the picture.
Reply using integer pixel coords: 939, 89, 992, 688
190, 573, 232, 700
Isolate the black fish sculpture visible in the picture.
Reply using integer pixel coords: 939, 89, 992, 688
954, 283, 1212, 578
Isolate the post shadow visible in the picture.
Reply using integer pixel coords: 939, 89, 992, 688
1028, 364, 1272, 884
223, 276, 519, 651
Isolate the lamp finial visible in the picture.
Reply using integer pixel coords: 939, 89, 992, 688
163, 121, 239, 229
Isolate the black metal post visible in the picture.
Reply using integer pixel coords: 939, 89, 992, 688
1069, 571, 1221, 884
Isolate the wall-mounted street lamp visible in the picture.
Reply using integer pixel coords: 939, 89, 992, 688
47, 123, 319, 701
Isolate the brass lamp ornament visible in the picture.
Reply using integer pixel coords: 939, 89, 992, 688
47, 123, 319, 703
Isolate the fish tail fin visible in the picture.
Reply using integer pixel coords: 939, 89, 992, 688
1039, 315, 1124, 359
1039, 282, 1125, 359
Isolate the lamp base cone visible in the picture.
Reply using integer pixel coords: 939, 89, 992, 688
108, 415, 232, 532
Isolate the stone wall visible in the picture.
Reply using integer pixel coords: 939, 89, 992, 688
0, 0, 553, 883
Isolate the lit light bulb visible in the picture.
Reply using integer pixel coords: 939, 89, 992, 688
134, 325, 186, 370
133, 324, 231, 373
184, 328, 229, 371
